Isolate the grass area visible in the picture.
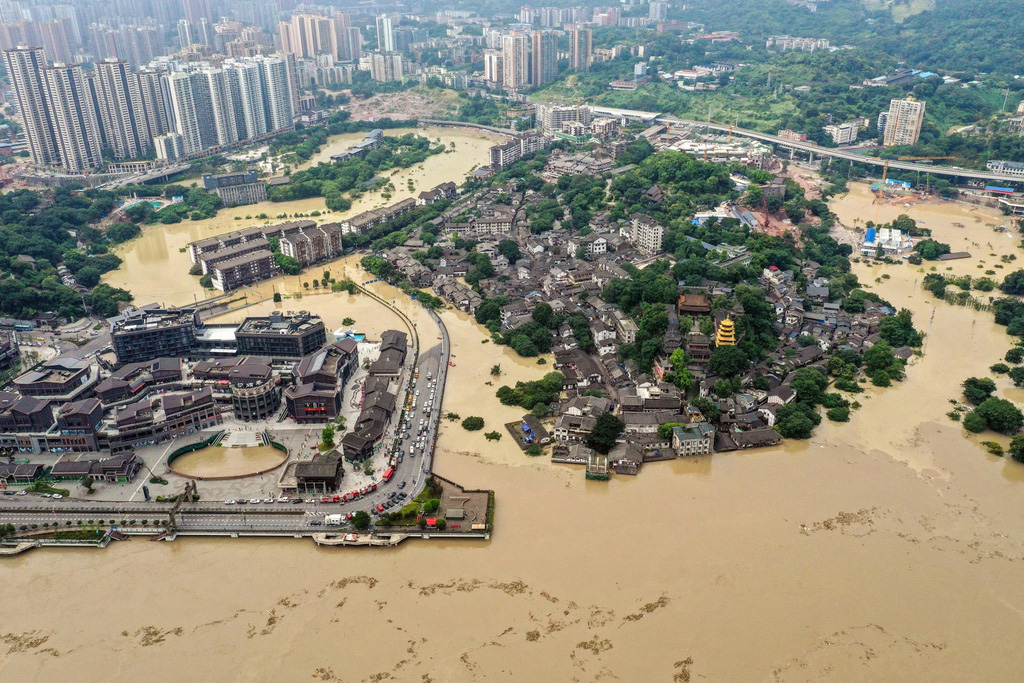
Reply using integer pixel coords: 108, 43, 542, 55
37, 528, 106, 541
29, 482, 70, 497
863, 0, 935, 22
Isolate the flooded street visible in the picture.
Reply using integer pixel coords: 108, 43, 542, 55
169, 446, 286, 479
3, 182, 1024, 680
102, 126, 500, 306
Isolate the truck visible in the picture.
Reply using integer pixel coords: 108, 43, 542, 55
383, 467, 394, 482
324, 514, 344, 526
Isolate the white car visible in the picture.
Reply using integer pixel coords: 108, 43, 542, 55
248, 498, 261, 504
51, 493, 63, 499
225, 499, 237, 505
263, 498, 275, 504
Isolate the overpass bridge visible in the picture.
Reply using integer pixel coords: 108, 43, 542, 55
655, 116, 1024, 187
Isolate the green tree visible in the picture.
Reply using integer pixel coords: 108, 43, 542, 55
963, 411, 987, 433
974, 397, 1024, 435
352, 511, 371, 530
1000, 270, 1024, 295
775, 403, 817, 439
490, 364, 501, 376
461, 416, 484, 431
962, 377, 997, 405
586, 412, 625, 454
790, 368, 829, 404
321, 424, 335, 448
879, 309, 922, 347
913, 239, 951, 261
532, 302, 554, 328
1009, 435, 1024, 463
708, 346, 749, 377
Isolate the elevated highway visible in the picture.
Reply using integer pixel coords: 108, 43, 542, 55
656, 116, 1024, 186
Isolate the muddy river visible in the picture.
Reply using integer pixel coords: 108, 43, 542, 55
3, 183, 1024, 680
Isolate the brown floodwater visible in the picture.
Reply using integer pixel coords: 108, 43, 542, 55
3, 185, 1024, 680
169, 446, 287, 479
102, 126, 500, 306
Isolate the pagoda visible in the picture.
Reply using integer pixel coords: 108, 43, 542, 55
715, 315, 737, 347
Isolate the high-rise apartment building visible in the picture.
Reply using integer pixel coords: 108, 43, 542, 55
182, 0, 213, 27
38, 19, 71, 63
883, 97, 925, 147
649, 1, 669, 21
375, 14, 395, 52
283, 13, 336, 59
42, 63, 103, 172
333, 12, 361, 61
3, 46, 58, 166
257, 56, 294, 132
530, 30, 557, 87
136, 69, 170, 139
94, 58, 151, 159
483, 50, 502, 85
225, 60, 267, 140
369, 51, 403, 83
501, 32, 529, 90
202, 67, 239, 146
165, 71, 203, 155
571, 26, 592, 72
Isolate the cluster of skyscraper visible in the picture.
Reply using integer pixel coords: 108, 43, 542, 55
3, 45, 298, 171
277, 11, 361, 62
483, 26, 591, 92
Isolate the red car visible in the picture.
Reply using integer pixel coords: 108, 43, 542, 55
320, 496, 332, 503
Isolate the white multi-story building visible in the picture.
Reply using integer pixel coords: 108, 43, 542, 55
202, 68, 239, 146
823, 121, 859, 145
883, 97, 925, 147
536, 103, 592, 133
987, 160, 1024, 178
483, 50, 502, 85
649, 1, 669, 21
626, 213, 665, 256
